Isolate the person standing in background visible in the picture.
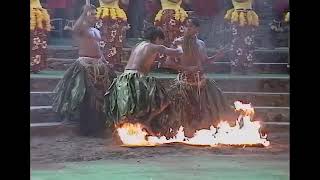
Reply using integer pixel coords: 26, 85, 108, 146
47, 0, 75, 32
47, 0, 74, 16
153, 0, 191, 67
274, 1, 289, 24
270, 0, 289, 32
126, 0, 145, 38
95, 0, 129, 69
224, 0, 259, 75
144, 0, 161, 29
191, 0, 223, 44
30, 0, 51, 73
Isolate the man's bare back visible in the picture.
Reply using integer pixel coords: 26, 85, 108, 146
126, 41, 183, 75
125, 42, 158, 74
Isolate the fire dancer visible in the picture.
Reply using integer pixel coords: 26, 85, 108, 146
153, 0, 190, 67
52, 4, 116, 137
96, 0, 130, 69
30, 0, 51, 73
104, 26, 184, 128
156, 18, 235, 137
224, 0, 259, 74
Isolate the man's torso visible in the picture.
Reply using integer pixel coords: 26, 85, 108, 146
77, 27, 102, 58
125, 41, 157, 74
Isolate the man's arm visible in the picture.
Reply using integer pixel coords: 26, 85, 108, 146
72, 5, 91, 35
207, 50, 225, 62
162, 59, 200, 72
172, 37, 183, 47
196, 40, 224, 64
153, 45, 183, 57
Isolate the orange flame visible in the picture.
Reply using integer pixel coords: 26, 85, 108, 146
116, 101, 270, 147
116, 123, 156, 147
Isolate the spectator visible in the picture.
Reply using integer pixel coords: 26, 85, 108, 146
30, 0, 51, 73
95, 0, 129, 68
224, 0, 259, 74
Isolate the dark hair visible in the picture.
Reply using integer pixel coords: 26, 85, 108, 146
144, 26, 165, 42
188, 18, 200, 28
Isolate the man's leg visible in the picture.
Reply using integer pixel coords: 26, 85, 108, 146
79, 92, 105, 137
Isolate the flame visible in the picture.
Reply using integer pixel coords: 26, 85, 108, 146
116, 123, 156, 146
234, 101, 255, 116
116, 101, 270, 147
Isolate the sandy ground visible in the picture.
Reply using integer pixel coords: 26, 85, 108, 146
30, 129, 289, 168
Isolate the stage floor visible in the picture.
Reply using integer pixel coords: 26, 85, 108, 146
31, 129, 289, 180
30, 70, 289, 180
31, 152, 289, 180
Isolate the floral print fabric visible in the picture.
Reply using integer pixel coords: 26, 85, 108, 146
30, 29, 48, 72
230, 24, 255, 73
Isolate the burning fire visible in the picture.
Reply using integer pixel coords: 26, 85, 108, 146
117, 123, 156, 147
116, 101, 270, 147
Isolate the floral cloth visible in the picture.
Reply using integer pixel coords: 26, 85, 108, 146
30, 30, 48, 72
96, 3, 128, 66
154, 9, 186, 67
96, 18, 128, 65
30, 4, 50, 73
230, 24, 255, 73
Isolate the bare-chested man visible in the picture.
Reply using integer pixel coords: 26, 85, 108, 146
157, 18, 235, 137
52, 5, 116, 137
104, 26, 183, 129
